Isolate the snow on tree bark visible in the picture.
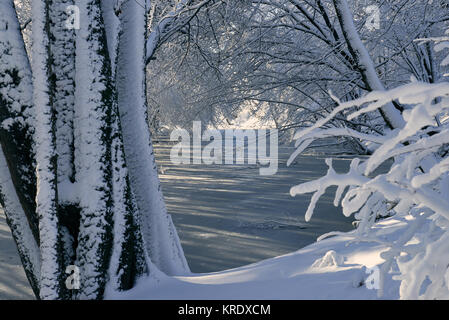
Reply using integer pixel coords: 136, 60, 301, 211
0, 0, 42, 298
0, 0, 44, 299
2, 0, 191, 299
31, 0, 67, 299
0, 147, 41, 297
0, 0, 39, 246
73, 0, 116, 299
108, 108, 149, 292
100, 1, 150, 291
100, 0, 120, 77
49, 0, 76, 186
73, 0, 150, 298
333, 0, 405, 129
48, 0, 79, 271
116, 0, 190, 276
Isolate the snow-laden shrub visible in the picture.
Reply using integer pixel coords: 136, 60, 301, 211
288, 53, 449, 298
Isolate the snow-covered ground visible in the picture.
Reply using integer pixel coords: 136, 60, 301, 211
109, 216, 405, 300
0, 136, 390, 299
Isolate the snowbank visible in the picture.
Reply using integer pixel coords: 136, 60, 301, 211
107, 216, 406, 300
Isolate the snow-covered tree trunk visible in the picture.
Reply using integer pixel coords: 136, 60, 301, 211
50, 0, 76, 186
71, 0, 114, 299
333, 0, 405, 129
107, 106, 149, 292
1, 0, 192, 300
32, 0, 68, 299
100, 0, 119, 77
73, 0, 151, 298
0, 2, 41, 297
0, 0, 39, 246
48, 0, 79, 276
115, 0, 189, 275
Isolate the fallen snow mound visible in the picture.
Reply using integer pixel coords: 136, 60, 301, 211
311, 250, 344, 269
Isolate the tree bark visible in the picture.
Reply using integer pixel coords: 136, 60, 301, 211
31, 0, 67, 300
116, 0, 190, 276
333, 0, 405, 129
0, 0, 189, 300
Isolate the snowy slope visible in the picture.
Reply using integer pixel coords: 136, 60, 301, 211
108, 216, 405, 300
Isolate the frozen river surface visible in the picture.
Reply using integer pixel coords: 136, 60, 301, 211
153, 136, 359, 273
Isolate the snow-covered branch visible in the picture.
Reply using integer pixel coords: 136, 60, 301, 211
145, 0, 214, 65
289, 74, 449, 298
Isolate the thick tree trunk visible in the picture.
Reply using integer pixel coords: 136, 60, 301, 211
50, 0, 76, 186
0, 0, 39, 246
1, 0, 188, 299
73, 0, 150, 298
0, 148, 41, 298
100, 1, 150, 292
116, 0, 190, 276
0, 0, 41, 298
108, 109, 149, 292
47, 0, 80, 292
72, 0, 117, 299
31, 0, 67, 300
